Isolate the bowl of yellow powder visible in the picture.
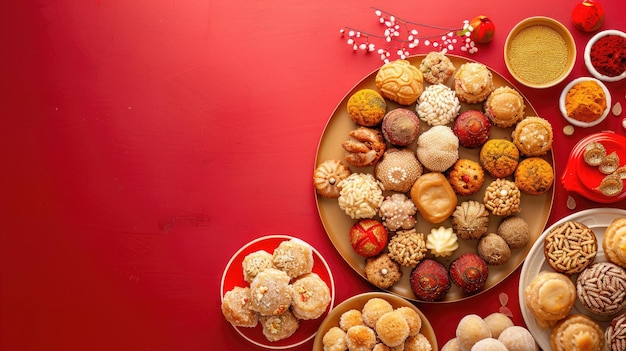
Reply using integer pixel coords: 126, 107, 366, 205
504, 17, 576, 89
559, 77, 611, 128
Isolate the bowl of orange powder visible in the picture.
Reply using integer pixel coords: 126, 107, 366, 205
559, 77, 611, 128
584, 29, 626, 82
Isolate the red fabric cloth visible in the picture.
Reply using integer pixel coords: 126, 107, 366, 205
2, 0, 625, 350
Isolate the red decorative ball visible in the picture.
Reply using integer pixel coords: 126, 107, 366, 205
572, 0, 605, 33
349, 219, 388, 257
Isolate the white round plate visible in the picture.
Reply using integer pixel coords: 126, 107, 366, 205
220, 235, 335, 349
519, 208, 626, 351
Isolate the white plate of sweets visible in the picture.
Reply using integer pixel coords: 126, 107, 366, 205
519, 208, 626, 351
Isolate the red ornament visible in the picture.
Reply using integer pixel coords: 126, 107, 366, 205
469, 16, 495, 44
572, 0, 605, 32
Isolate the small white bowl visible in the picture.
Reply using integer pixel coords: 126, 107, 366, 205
559, 77, 611, 128
584, 29, 626, 82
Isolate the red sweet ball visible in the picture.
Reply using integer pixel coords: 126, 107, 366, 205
449, 253, 489, 294
349, 219, 388, 257
409, 259, 451, 301
453, 110, 491, 148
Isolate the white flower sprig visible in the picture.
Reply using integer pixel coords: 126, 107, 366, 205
340, 8, 478, 63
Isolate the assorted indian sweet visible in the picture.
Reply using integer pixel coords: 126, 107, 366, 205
603, 217, 626, 268
606, 312, 626, 351
550, 314, 604, 351
524, 271, 577, 328
416, 125, 460, 172
576, 262, 626, 317
347, 88, 387, 127
374, 148, 423, 193
375, 59, 425, 105
442, 312, 537, 351
449, 253, 489, 294
349, 219, 389, 257
425, 226, 458, 257
484, 86, 525, 128
479, 139, 520, 178
342, 126, 387, 167
416, 83, 461, 126
448, 158, 486, 196
483, 179, 521, 216
410, 258, 451, 301
221, 239, 331, 343
454, 62, 495, 104
378, 193, 417, 231
451, 200, 490, 240
312, 54, 559, 301
381, 108, 420, 146
419, 51, 456, 84
313, 159, 352, 199
514, 157, 554, 195
321, 297, 433, 350
453, 109, 492, 148
511, 116, 553, 157
543, 221, 597, 275
337, 173, 384, 219
364, 253, 403, 289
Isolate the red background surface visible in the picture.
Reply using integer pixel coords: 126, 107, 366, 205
2, 0, 625, 350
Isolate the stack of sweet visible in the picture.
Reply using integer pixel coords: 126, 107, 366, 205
523, 218, 626, 351
321, 297, 433, 351
313, 53, 554, 301
221, 239, 331, 342
441, 312, 537, 351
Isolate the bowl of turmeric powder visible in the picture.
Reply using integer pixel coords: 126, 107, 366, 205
559, 77, 611, 128
584, 29, 626, 82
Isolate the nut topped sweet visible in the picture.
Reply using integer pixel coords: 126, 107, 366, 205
543, 221, 597, 275
605, 312, 626, 351
420, 51, 456, 84
387, 229, 427, 267
483, 179, 521, 217
577, 262, 626, 317
416, 83, 461, 126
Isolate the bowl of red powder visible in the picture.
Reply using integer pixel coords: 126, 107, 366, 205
584, 29, 626, 82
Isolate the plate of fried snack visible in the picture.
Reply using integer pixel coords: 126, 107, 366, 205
313, 53, 555, 302
313, 292, 437, 351
220, 235, 335, 349
519, 208, 626, 351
